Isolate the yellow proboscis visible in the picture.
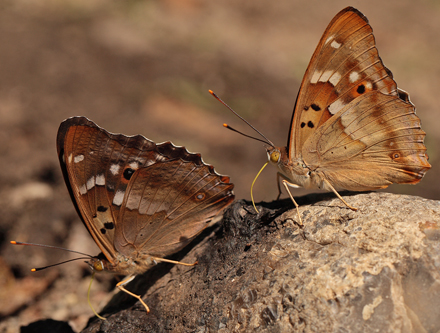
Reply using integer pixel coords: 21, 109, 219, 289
88, 271, 106, 321
251, 161, 269, 213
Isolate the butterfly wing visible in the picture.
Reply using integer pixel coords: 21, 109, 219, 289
114, 159, 234, 259
289, 7, 398, 158
302, 91, 430, 190
56, 116, 214, 263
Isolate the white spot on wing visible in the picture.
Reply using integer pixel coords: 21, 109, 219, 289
79, 184, 87, 195
325, 36, 333, 44
365, 81, 373, 90
349, 71, 360, 83
113, 190, 125, 206
129, 162, 139, 170
329, 72, 342, 86
330, 40, 341, 49
110, 164, 120, 175
145, 160, 155, 167
328, 99, 345, 115
74, 154, 84, 163
68, 154, 73, 164
319, 70, 333, 82
96, 174, 105, 186
311, 70, 322, 84
86, 176, 95, 190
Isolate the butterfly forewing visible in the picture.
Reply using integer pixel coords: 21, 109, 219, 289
57, 116, 235, 267
57, 118, 176, 262
290, 7, 398, 158
115, 159, 234, 258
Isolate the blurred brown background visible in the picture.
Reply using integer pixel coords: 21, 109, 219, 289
0, 0, 439, 331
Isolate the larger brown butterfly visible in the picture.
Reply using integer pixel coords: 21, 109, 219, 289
219, 7, 430, 223
56, 116, 234, 316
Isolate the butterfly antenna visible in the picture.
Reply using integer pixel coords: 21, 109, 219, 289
11, 241, 94, 271
31, 257, 92, 271
209, 90, 275, 147
11, 241, 93, 257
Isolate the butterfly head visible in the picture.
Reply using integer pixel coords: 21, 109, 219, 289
266, 146, 285, 166
87, 256, 106, 272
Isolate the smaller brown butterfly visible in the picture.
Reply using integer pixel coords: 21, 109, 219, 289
215, 7, 430, 224
14, 116, 234, 319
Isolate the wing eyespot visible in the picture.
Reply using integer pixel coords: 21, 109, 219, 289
196, 193, 205, 201
357, 84, 366, 94
123, 168, 135, 180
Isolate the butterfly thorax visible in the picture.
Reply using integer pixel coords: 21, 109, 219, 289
267, 146, 329, 190
88, 252, 157, 276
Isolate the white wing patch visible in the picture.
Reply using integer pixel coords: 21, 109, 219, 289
319, 70, 333, 82
329, 72, 342, 86
349, 71, 360, 83
328, 99, 345, 115
325, 35, 334, 44
330, 40, 341, 49
74, 154, 84, 163
113, 190, 125, 206
86, 176, 95, 190
110, 164, 120, 175
96, 174, 105, 186
79, 184, 87, 195
129, 162, 139, 170
311, 70, 322, 84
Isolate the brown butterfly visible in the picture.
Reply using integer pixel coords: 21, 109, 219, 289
220, 7, 430, 223
56, 116, 234, 315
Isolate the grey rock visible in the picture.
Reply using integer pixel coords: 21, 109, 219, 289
82, 192, 440, 333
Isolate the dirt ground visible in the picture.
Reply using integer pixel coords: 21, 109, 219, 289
1, 0, 439, 332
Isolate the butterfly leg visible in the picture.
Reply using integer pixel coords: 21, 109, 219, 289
116, 275, 150, 313
323, 179, 358, 211
281, 179, 303, 226
276, 172, 300, 200
151, 257, 198, 266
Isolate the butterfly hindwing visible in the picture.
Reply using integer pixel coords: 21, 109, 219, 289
115, 159, 234, 258
302, 91, 430, 190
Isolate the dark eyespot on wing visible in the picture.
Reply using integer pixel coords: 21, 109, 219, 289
97, 206, 108, 212
357, 84, 365, 94
307, 121, 314, 128
311, 103, 321, 111
123, 168, 135, 180
100, 228, 106, 235
104, 222, 114, 230
300, 122, 306, 128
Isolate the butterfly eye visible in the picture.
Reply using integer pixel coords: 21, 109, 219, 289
270, 150, 281, 164
93, 260, 104, 271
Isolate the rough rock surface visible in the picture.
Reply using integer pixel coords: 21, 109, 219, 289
21, 192, 440, 332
